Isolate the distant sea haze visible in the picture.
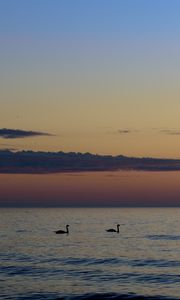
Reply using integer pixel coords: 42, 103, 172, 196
1, 150, 180, 173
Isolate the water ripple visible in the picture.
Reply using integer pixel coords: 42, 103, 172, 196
146, 234, 180, 241
1, 292, 179, 300
1, 207, 180, 299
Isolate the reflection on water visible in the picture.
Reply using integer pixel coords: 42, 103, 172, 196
0, 208, 180, 299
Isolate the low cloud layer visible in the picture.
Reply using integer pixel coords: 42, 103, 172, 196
118, 130, 131, 134
0, 128, 52, 139
117, 129, 140, 134
1, 150, 180, 174
160, 129, 180, 135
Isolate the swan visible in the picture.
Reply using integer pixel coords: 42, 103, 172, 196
106, 224, 120, 233
55, 225, 69, 234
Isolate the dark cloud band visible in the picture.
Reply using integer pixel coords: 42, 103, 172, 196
0, 150, 180, 174
0, 128, 52, 139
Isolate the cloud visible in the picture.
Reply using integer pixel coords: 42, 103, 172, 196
0, 147, 17, 151
160, 129, 180, 135
118, 129, 131, 134
0, 128, 52, 139
0, 150, 180, 174
117, 129, 140, 134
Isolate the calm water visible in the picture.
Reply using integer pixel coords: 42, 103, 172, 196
0, 208, 180, 300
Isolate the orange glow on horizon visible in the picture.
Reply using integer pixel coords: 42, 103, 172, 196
1, 171, 180, 207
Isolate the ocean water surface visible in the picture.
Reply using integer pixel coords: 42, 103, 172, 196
0, 207, 180, 300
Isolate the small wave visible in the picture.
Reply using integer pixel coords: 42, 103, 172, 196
0, 265, 64, 277
132, 259, 180, 268
146, 234, 180, 241
16, 229, 29, 233
87, 258, 120, 265
64, 257, 120, 266
64, 258, 91, 265
45, 257, 180, 268
5, 292, 179, 300
45, 257, 122, 266
63, 294, 179, 300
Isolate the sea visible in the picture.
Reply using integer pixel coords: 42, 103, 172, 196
0, 207, 180, 300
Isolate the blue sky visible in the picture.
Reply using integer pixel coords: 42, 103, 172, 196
1, 0, 180, 37
1, 0, 180, 157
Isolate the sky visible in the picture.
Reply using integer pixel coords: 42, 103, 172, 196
1, 171, 180, 207
1, 0, 180, 206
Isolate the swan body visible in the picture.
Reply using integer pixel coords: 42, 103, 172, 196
55, 225, 69, 234
106, 224, 120, 233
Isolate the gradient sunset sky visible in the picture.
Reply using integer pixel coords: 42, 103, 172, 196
1, 0, 180, 206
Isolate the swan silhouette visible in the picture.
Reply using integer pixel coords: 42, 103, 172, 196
55, 225, 69, 234
106, 224, 120, 233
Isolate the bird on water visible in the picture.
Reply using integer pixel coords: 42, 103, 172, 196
106, 224, 120, 233
55, 225, 69, 234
